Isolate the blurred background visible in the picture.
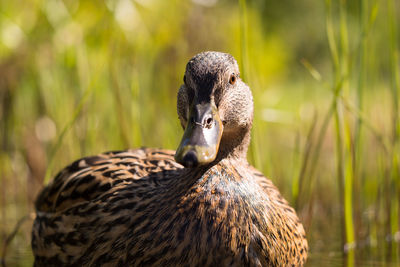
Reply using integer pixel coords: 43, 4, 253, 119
0, 0, 399, 266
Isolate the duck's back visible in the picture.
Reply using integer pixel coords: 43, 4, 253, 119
32, 148, 183, 265
32, 149, 307, 266
35, 148, 181, 213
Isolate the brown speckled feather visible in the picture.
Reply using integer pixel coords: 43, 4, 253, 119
35, 149, 180, 213
32, 149, 307, 266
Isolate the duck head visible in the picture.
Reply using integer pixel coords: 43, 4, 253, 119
175, 52, 254, 168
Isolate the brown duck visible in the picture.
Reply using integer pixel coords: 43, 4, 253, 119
32, 51, 308, 266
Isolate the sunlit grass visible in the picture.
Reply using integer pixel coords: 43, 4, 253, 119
387, 0, 400, 261
0, 0, 399, 266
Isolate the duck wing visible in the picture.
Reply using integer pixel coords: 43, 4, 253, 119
35, 148, 183, 213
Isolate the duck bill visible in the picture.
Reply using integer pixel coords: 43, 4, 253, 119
175, 102, 223, 168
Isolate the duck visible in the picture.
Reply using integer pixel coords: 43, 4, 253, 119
31, 51, 308, 266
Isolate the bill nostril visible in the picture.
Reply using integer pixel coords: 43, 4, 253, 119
182, 150, 198, 168
203, 117, 213, 128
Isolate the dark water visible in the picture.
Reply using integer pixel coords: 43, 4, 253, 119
3, 243, 400, 266
307, 253, 400, 267
1, 217, 400, 267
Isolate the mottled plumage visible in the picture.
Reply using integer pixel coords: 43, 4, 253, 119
32, 52, 308, 266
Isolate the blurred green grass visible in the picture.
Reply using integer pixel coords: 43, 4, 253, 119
0, 0, 399, 266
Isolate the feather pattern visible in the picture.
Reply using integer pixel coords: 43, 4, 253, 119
32, 149, 307, 266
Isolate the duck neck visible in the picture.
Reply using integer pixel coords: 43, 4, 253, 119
216, 126, 251, 162
172, 127, 251, 194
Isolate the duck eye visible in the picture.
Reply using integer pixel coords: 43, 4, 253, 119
229, 74, 236, 85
